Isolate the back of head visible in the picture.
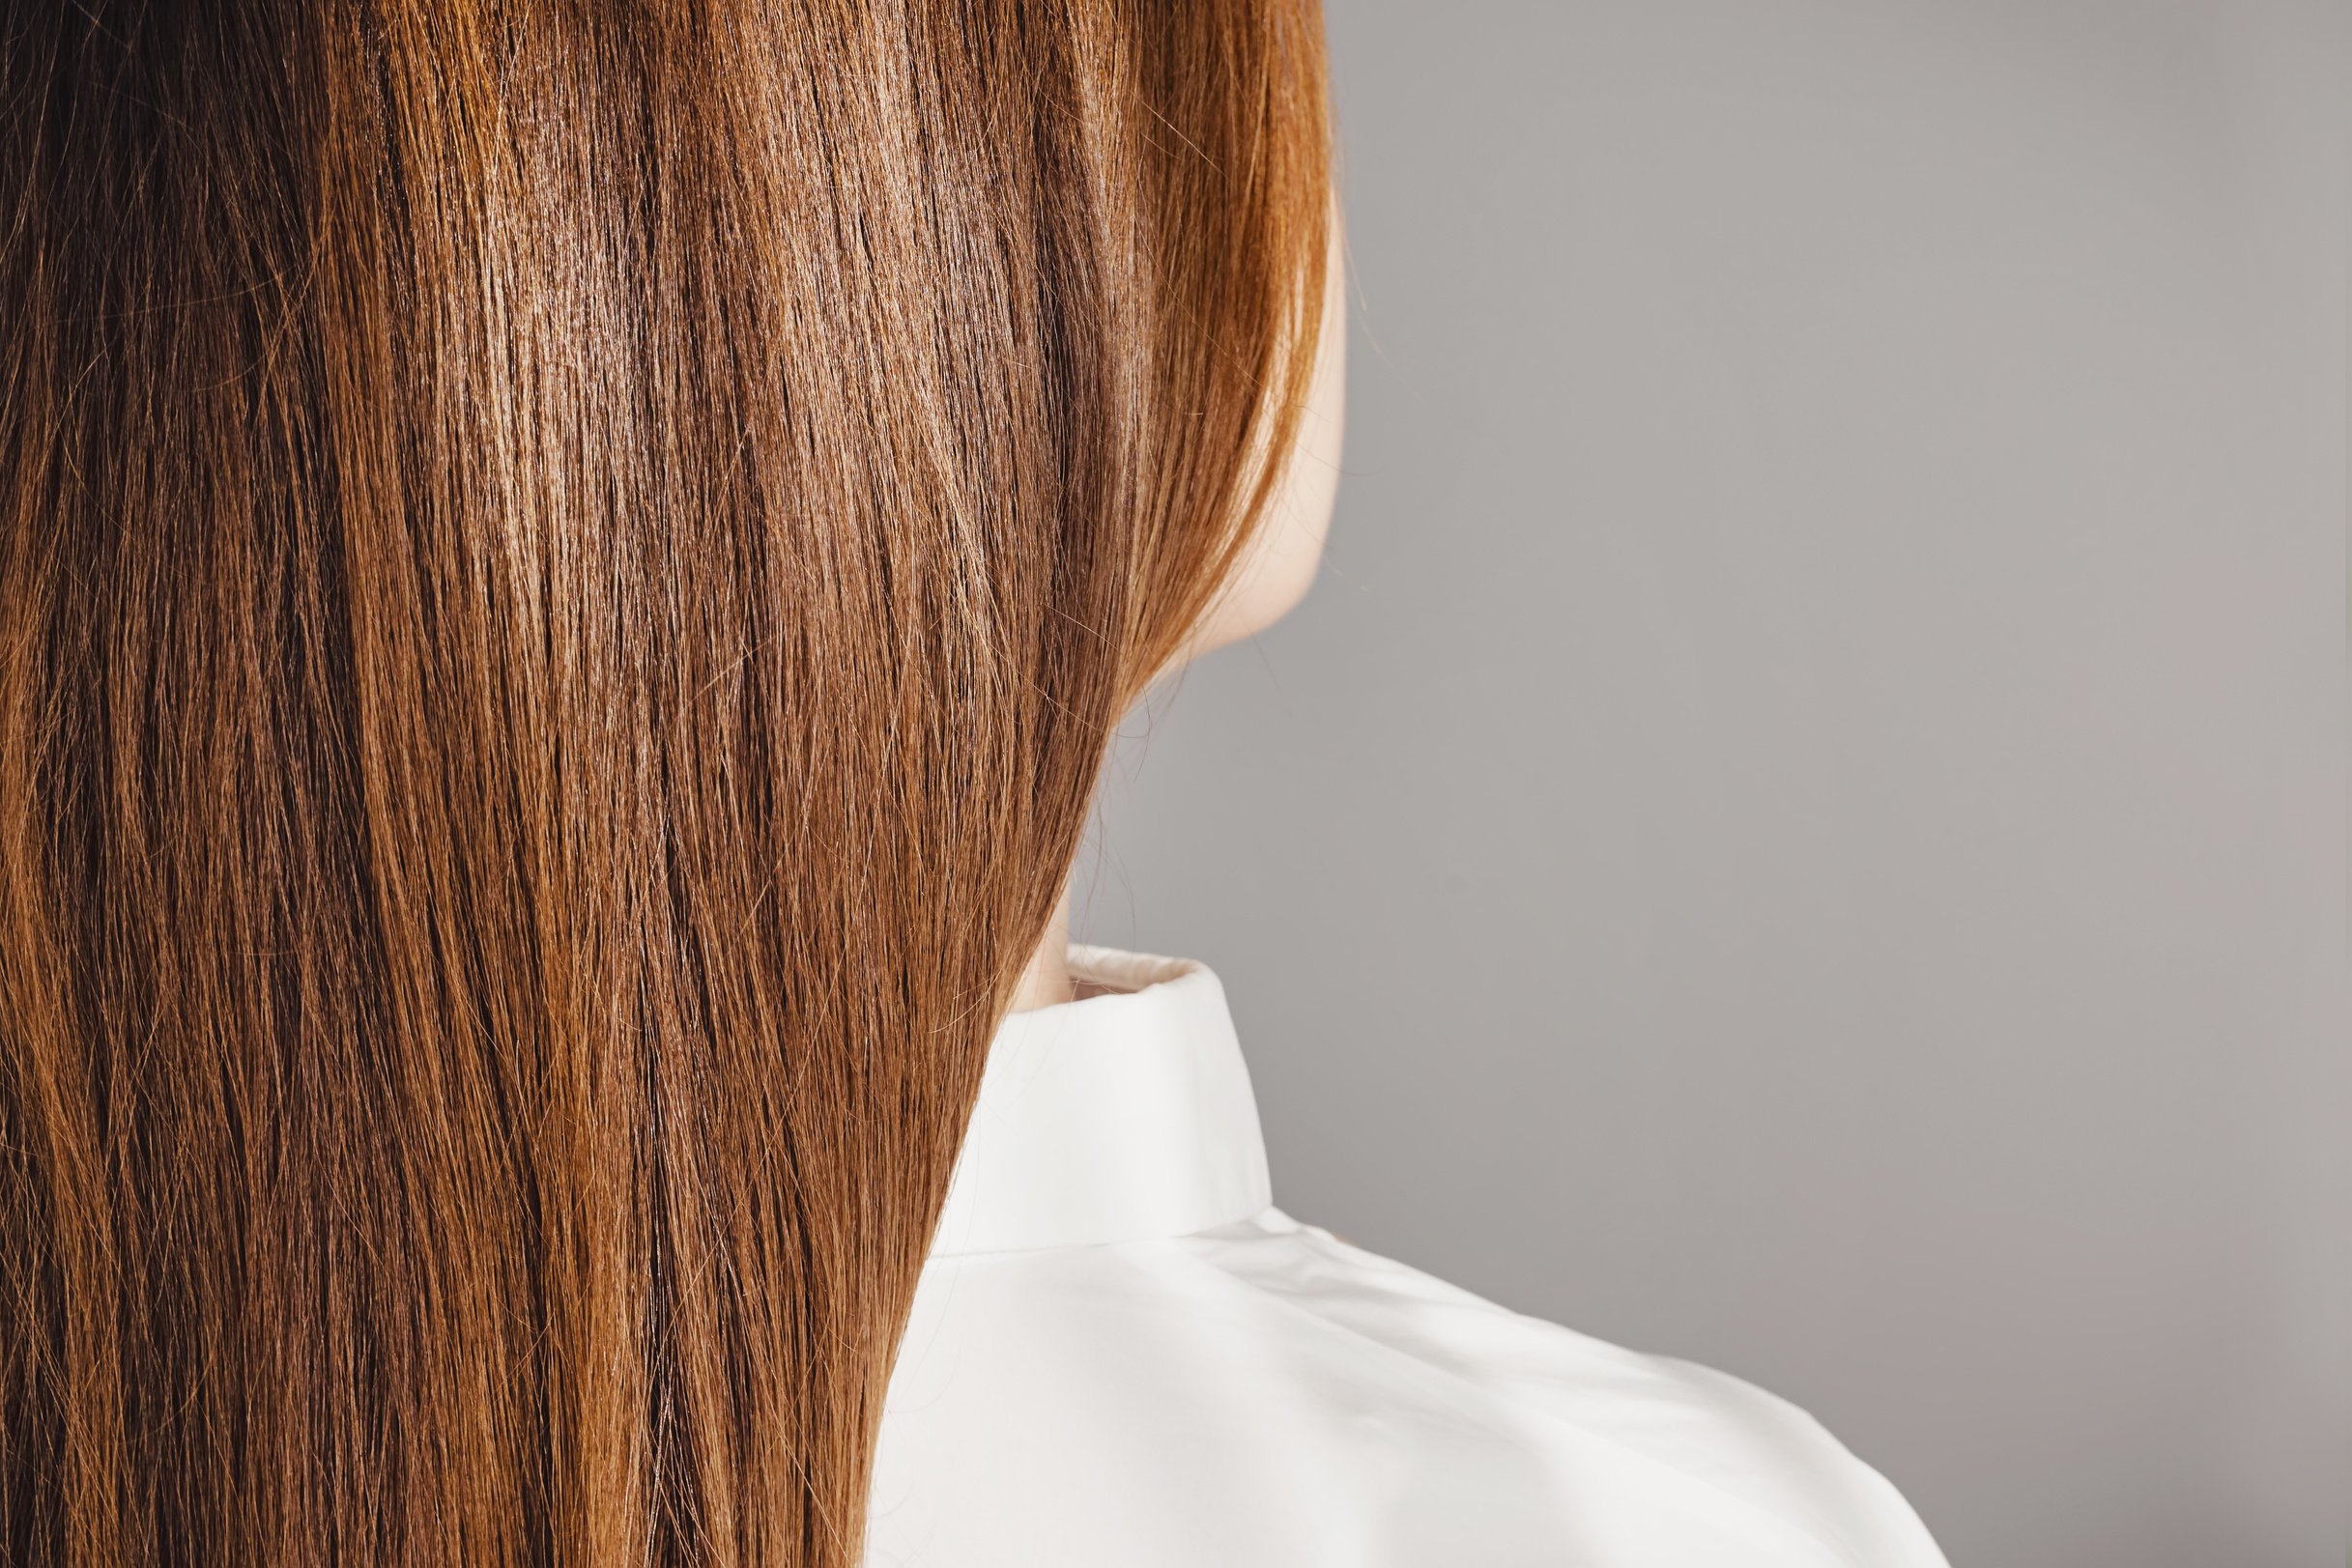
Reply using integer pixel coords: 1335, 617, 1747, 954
0, 3, 1331, 1562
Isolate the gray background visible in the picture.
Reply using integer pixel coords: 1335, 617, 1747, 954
1071, 4, 2349, 1566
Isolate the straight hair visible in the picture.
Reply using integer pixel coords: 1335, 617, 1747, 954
0, 3, 1333, 1562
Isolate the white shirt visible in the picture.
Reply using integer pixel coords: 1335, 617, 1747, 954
865, 946, 1952, 1568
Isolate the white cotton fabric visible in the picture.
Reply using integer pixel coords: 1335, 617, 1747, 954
864, 945, 1952, 1568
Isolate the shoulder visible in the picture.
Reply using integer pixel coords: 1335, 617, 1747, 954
870, 1206, 1951, 1568
1184, 1208, 1952, 1567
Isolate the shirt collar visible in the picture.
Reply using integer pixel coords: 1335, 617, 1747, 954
928, 944, 1274, 1257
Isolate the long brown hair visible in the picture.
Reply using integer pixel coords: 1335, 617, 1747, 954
0, 3, 1332, 1561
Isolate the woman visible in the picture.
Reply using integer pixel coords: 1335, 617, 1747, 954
1, 3, 1947, 1564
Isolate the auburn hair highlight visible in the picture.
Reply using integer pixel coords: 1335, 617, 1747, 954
0, 3, 1333, 1562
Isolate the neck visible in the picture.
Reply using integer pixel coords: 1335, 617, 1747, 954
1007, 883, 1076, 1013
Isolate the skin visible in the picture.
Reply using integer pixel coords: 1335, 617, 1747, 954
1009, 203, 1349, 1012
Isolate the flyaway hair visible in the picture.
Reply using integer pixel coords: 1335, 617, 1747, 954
0, 2, 1332, 1562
